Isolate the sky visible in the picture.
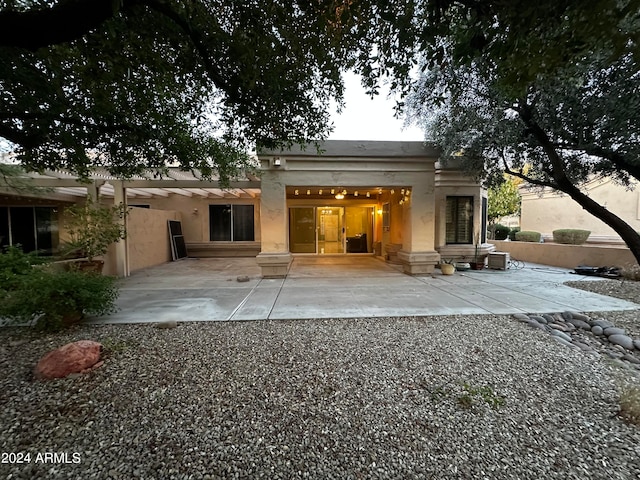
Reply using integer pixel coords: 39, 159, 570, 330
328, 71, 425, 142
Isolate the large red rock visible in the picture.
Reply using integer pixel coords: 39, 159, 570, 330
34, 340, 103, 380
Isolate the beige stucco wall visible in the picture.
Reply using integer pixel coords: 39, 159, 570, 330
521, 178, 640, 240
125, 207, 181, 273
492, 240, 637, 269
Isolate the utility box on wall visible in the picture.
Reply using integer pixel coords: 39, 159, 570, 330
488, 252, 510, 270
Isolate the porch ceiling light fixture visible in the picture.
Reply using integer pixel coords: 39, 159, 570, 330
306, 189, 311, 195
331, 189, 335, 194
319, 189, 323, 195
366, 192, 370, 198
335, 192, 345, 200
354, 191, 358, 196
294, 189, 299, 195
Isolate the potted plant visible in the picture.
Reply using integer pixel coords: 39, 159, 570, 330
440, 258, 456, 275
62, 198, 128, 272
470, 233, 485, 270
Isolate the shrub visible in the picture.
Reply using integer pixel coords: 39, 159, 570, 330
0, 248, 118, 332
515, 230, 541, 242
508, 227, 521, 241
493, 224, 510, 240
552, 229, 591, 245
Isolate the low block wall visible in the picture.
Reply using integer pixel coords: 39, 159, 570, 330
492, 240, 637, 269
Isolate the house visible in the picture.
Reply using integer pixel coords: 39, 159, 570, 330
0, 141, 492, 277
520, 176, 640, 243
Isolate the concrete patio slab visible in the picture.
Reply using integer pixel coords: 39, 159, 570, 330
90, 256, 640, 324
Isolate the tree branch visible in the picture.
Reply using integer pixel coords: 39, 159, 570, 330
0, 0, 126, 50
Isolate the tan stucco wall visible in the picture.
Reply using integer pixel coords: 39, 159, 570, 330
492, 240, 637, 269
125, 207, 181, 273
521, 179, 640, 239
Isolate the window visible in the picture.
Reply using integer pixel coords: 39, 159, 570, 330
382, 203, 390, 232
209, 205, 254, 241
446, 197, 473, 244
0, 206, 58, 254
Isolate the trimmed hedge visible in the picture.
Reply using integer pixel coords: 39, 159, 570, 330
493, 224, 510, 240
515, 230, 541, 242
508, 227, 521, 241
552, 229, 591, 245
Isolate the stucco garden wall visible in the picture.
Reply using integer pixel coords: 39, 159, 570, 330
103, 207, 181, 275
492, 240, 637, 269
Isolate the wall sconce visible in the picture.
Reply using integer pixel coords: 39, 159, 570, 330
376, 208, 383, 215
193, 208, 199, 214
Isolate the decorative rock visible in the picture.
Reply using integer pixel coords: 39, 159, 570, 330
552, 336, 575, 349
622, 354, 640, 365
567, 319, 591, 330
529, 315, 548, 325
549, 323, 570, 332
572, 341, 593, 353
606, 351, 624, 359
561, 311, 573, 321
156, 320, 178, 329
634, 340, 640, 350
526, 320, 547, 332
236, 275, 251, 283
550, 329, 572, 343
34, 340, 102, 380
593, 319, 614, 329
541, 314, 555, 322
608, 334, 635, 350
603, 327, 626, 337
569, 312, 591, 322
513, 313, 530, 321
591, 326, 604, 336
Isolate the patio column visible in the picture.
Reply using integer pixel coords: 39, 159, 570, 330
112, 180, 129, 278
256, 170, 291, 277
398, 169, 441, 275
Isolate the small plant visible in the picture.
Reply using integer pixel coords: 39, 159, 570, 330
515, 230, 541, 242
492, 224, 510, 240
508, 227, 521, 241
552, 229, 591, 245
63, 198, 128, 261
0, 247, 118, 332
457, 383, 506, 410
619, 386, 640, 426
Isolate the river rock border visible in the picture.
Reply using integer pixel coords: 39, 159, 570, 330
513, 311, 640, 375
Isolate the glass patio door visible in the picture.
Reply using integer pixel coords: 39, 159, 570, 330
289, 207, 316, 253
317, 207, 344, 254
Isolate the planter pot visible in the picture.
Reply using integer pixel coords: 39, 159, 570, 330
440, 263, 456, 275
469, 262, 485, 270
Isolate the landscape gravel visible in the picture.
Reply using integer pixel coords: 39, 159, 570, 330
1, 311, 640, 479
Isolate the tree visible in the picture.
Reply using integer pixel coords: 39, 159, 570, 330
0, 1, 350, 180
406, 48, 640, 264
487, 177, 521, 227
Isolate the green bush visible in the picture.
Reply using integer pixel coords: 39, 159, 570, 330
515, 230, 541, 242
0, 247, 118, 332
492, 224, 510, 240
552, 229, 591, 245
508, 227, 521, 241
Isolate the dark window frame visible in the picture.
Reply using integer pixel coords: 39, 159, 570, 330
209, 204, 255, 242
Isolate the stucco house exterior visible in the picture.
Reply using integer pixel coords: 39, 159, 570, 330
0, 141, 492, 277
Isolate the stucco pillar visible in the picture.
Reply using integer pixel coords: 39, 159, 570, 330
397, 170, 441, 275
256, 171, 291, 277
112, 180, 130, 278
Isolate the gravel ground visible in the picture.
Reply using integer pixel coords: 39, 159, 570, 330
1, 312, 640, 480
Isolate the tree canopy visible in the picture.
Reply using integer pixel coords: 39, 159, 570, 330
0, 0, 350, 180
487, 177, 521, 226
3, 0, 637, 181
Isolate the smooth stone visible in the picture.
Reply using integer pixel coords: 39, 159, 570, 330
34, 340, 103, 380
569, 312, 590, 322
572, 341, 594, 352
608, 334, 635, 350
549, 322, 569, 332
530, 315, 547, 324
591, 326, 604, 336
552, 336, 576, 348
561, 312, 573, 321
622, 354, 640, 365
593, 319, 614, 329
634, 340, 640, 350
542, 314, 555, 323
603, 327, 626, 337
567, 319, 592, 330
526, 320, 547, 331
236, 275, 250, 283
606, 351, 624, 359
513, 313, 530, 321
550, 329, 572, 343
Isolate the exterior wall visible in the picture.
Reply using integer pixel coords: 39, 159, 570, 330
492, 240, 636, 269
521, 178, 640, 241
